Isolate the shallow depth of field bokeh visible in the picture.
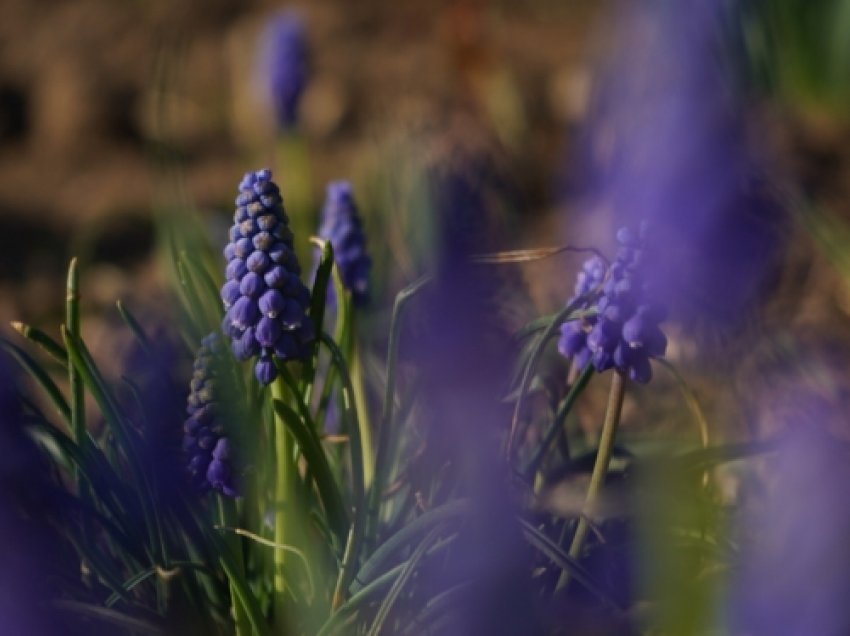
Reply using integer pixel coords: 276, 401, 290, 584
3, 0, 850, 634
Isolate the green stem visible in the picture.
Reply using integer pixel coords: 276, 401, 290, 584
350, 311, 374, 487
558, 370, 626, 591
271, 375, 292, 630
66, 259, 85, 449
317, 332, 365, 606
218, 497, 251, 636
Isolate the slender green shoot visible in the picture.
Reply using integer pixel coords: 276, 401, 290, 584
559, 371, 627, 591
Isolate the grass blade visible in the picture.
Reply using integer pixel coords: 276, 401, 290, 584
366, 525, 445, 636
318, 533, 457, 636
352, 498, 468, 593
365, 276, 431, 553
518, 518, 622, 611
116, 300, 154, 357
272, 399, 349, 544
521, 365, 595, 479
66, 258, 86, 445
10, 321, 67, 366
0, 338, 70, 423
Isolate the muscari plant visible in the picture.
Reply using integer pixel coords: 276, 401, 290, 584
3, 162, 747, 635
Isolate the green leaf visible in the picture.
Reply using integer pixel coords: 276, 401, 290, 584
508, 294, 595, 459
366, 525, 446, 636
518, 518, 622, 611
315, 331, 368, 608
62, 327, 164, 566
353, 498, 468, 593
116, 300, 154, 357
521, 365, 595, 479
10, 321, 67, 367
310, 239, 335, 347
318, 533, 457, 636
400, 581, 473, 635
366, 276, 431, 552
30, 421, 149, 561
272, 399, 349, 544
0, 338, 70, 423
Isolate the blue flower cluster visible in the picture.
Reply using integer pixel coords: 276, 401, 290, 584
558, 254, 607, 370
184, 334, 237, 497
260, 11, 309, 130
221, 169, 314, 385
558, 226, 667, 383
318, 181, 371, 305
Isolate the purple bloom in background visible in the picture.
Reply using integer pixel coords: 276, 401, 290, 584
183, 334, 238, 497
258, 11, 309, 130
558, 225, 667, 383
221, 168, 314, 385
318, 181, 372, 305
572, 0, 787, 326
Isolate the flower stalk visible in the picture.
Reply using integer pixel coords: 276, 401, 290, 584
271, 374, 293, 629
558, 370, 627, 591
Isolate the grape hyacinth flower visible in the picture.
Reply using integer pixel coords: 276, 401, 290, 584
183, 334, 238, 497
558, 254, 607, 370
558, 225, 667, 384
221, 168, 314, 385
258, 11, 309, 130
318, 181, 371, 305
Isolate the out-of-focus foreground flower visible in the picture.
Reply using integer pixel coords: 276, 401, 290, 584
574, 0, 788, 327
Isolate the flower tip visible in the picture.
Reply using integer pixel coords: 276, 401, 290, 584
255, 356, 278, 385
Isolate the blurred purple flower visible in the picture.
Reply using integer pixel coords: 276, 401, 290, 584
258, 11, 309, 131
731, 399, 850, 635
119, 323, 192, 507
318, 181, 372, 305
572, 0, 788, 326
184, 334, 238, 497
0, 354, 69, 634
221, 169, 314, 385
405, 146, 542, 634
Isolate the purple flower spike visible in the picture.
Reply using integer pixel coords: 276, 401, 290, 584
220, 169, 314, 385
558, 224, 667, 382
317, 181, 372, 305
183, 334, 238, 497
